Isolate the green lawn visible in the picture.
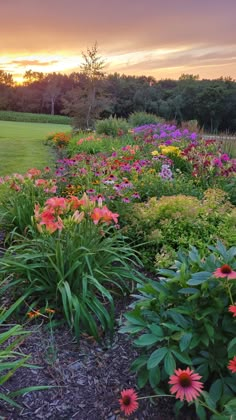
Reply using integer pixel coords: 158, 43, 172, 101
0, 121, 70, 176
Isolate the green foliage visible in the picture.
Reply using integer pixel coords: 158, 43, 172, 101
217, 209, 236, 247
0, 297, 50, 408
0, 222, 142, 341
0, 111, 71, 124
0, 176, 52, 236
120, 241, 236, 415
220, 176, 236, 205
128, 111, 164, 127
125, 189, 234, 268
131, 172, 203, 202
95, 116, 129, 137
67, 131, 134, 156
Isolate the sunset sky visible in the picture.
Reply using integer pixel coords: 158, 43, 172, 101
1, 0, 236, 83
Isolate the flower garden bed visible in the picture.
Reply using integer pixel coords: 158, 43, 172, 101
0, 122, 236, 418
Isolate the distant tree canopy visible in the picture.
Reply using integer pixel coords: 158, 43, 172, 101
1, 67, 236, 131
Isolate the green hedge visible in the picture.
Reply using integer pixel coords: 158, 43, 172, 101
0, 111, 71, 125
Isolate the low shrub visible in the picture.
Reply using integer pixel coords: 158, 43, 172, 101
95, 116, 129, 137
128, 111, 164, 127
124, 189, 234, 268
67, 132, 134, 157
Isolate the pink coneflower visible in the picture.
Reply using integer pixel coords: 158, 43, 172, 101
213, 264, 236, 279
119, 389, 139, 416
122, 197, 131, 203
228, 357, 236, 373
229, 305, 236, 317
169, 367, 204, 402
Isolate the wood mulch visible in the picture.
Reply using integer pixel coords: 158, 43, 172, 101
0, 296, 199, 420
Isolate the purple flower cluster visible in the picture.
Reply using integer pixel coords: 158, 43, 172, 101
133, 123, 199, 145
159, 164, 173, 180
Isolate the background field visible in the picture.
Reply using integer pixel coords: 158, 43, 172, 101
0, 111, 71, 125
0, 120, 70, 175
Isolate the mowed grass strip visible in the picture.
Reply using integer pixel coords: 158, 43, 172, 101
0, 121, 70, 176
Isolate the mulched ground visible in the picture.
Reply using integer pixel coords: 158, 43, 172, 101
0, 298, 199, 420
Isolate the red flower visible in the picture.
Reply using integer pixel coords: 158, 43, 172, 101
119, 388, 139, 416
91, 206, 119, 225
229, 305, 236, 317
228, 357, 236, 373
45, 197, 67, 213
169, 367, 204, 402
213, 264, 236, 279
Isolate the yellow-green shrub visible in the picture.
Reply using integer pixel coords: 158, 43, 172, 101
125, 189, 235, 268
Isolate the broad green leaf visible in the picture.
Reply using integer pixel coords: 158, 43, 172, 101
209, 379, 223, 403
201, 390, 216, 410
148, 366, 160, 388
228, 337, 236, 357
195, 404, 207, 420
167, 310, 189, 329
124, 312, 146, 326
187, 271, 212, 286
134, 334, 159, 347
172, 350, 191, 365
147, 347, 168, 369
120, 325, 144, 334
178, 287, 199, 295
148, 324, 164, 337
164, 351, 176, 375
179, 333, 192, 352
131, 355, 148, 372
137, 367, 149, 388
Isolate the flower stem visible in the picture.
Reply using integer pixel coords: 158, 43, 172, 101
137, 394, 175, 400
226, 279, 234, 304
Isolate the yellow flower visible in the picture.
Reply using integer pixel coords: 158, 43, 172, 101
151, 150, 159, 156
160, 146, 181, 156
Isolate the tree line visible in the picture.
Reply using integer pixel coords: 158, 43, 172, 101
1, 53, 236, 132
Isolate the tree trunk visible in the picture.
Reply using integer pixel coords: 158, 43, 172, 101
51, 97, 55, 115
